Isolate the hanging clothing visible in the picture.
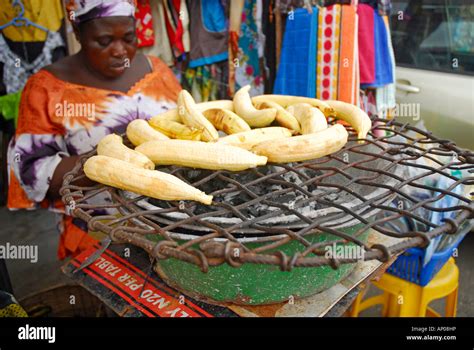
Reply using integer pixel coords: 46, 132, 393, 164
162, 0, 190, 60
376, 15, 396, 117
276, 0, 293, 14
138, 0, 174, 66
336, 5, 358, 104
361, 9, 394, 88
262, 0, 277, 93
0, 91, 22, 128
7, 56, 182, 259
274, 5, 283, 71
315, 4, 358, 103
228, 0, 245, 97
315, 4, 357, 102
0, 0, 64, 42
233, 0, 265, 96
357, 4, 376, 85
180, 0, 190, 53
362, 88, 386, 138
255, 0, 265, 60
182, 61, 228, 102
135, 0, 155, 48
316, 5, 341, 101
360, 88, 378, 117
188, 0, 228, 68
0, 31, 65, 94
274, 7, 318, 98
354, 39, 360, 107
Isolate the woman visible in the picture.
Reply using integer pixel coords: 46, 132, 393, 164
7, 0, 181, 259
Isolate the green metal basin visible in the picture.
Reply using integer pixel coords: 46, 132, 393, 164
148, 225, 369, 306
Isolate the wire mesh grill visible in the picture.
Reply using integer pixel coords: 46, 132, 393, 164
60, 118, 474, 272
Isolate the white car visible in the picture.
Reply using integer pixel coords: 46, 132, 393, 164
390, 0, 474, 150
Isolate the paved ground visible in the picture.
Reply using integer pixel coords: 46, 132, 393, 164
0, 208, 71, 299
0, 207, 473, 316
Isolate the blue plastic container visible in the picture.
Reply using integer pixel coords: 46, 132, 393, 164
387, 234, 465, 286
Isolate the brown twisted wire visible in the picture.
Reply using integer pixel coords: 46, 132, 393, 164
60, 118, 474, 272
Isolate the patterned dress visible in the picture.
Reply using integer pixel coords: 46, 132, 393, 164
7, 56, 182, 259
234, 0, 265, 96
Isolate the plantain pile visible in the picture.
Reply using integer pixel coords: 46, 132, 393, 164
84, 86, 372, 205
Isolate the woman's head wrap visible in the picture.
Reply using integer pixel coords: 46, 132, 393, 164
66, 0, 136, 24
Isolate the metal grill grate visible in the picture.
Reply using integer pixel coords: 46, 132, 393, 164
60, 118, 474, 272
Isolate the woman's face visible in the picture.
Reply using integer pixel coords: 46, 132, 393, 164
77, 16, 137, 79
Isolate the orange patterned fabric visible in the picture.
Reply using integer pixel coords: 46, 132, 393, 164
58, 216, 99, 260
337, 5, 357, 104
7, 55, 181, 259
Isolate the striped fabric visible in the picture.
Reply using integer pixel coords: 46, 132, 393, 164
316, 5, 341, 101
273, 7, 318, 97
316, 5, 358, 104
